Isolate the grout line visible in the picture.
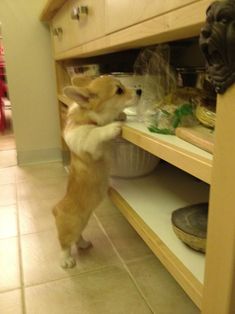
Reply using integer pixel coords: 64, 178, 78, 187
0, 148, 17, 152
0, 233, 18, 241
15, 183, 27, 314
0, 287, 22, 295
93, 213, 155, 314
22, 265, 116, 290
18, 227, 57, 238
120, 253, 154, 264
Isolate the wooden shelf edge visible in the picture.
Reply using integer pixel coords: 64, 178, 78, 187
122, 124, 212, 184
54, 0, 211, 60
58, 94, 73, 107
109, 187, 203, 309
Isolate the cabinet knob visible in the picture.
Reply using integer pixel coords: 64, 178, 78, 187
52, 27, 63, 37
71, 6, 88, 20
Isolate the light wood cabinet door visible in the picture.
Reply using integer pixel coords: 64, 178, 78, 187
106, 0, 200, 34
70, 0, 105, 46
51, 1, 75, 54
51, 0, 105, 55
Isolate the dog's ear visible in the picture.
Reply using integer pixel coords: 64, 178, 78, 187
71, 75, 93, 87
63, 86, 94, 108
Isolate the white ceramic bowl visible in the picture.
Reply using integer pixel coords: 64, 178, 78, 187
110, 137, 160, 178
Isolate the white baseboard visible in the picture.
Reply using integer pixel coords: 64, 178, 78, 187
17, 148, 62, 165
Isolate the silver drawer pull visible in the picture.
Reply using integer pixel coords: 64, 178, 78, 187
53, 27, 63, 37
71, 6, 88, 20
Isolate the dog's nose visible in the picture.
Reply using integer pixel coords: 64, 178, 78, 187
136, 89, 142, 96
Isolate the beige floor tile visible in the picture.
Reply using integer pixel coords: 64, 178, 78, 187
15, 162, 67, 183
0, 289, 22, 314
18, 198, 57, 235
21, 216, 122, 286
16, 176, 67, 202
0, 205, 18, 239
0, 150, 17, 168
127, 255, 199, 314
0, 166, 16, 185
0, 132, 16, 151
25, 266, 152, 314
96, 208, 153, 262
95, 196, 120, 217
36, 177, 67, 200
0, 238, 20, 292
16, 180, 38, 201
0, 183, 16, 206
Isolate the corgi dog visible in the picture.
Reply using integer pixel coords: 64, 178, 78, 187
53, 75, 141, 268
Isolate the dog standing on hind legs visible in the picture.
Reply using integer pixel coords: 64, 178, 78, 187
53, 75, 141, 268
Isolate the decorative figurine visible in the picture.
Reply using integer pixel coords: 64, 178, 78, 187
199, 0, 235, 93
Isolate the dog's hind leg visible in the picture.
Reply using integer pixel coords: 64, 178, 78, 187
77, 235, 92, 250
55, 219, 80, 269
58, 232, 77, 269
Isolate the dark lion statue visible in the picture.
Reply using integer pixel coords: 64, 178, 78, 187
199, 0, 235, 93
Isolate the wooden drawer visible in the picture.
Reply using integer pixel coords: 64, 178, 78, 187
51, 0, 105, 54
51, 1, 74, 54
105, 0, 200, 34
70, 0, 105, 46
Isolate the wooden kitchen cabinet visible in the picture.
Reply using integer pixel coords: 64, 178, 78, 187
41, 1, 235, 313
51, 0, 74, 54
105, 0, 201, 34
51, 0, 105, 54
73, 0, 105, 45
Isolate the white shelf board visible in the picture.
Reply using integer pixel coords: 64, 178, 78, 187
125, 120, 213, 160
111, 162, 209, 284
122, 120, 213, 184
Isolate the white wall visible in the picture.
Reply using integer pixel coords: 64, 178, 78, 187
0, 0, 61, 164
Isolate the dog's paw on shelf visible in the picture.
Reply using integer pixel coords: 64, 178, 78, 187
105, 122, 122, 139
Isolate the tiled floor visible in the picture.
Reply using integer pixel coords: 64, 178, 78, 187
0, 161, 200, 314
0, 105, 17, 168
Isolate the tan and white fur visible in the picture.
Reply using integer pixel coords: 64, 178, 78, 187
53, 75, 141, 268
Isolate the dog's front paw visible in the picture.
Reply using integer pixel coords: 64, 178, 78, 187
105, 122, 122, 140
60, 256, 76, 269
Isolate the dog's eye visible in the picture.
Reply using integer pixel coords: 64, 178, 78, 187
116, 86, 124, 95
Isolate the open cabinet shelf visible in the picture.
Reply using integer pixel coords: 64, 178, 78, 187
109, 162, 209, 308
123, 121, 213, 184
57, 92, 213, 184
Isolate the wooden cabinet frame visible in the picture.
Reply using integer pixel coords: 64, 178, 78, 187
41, 1, 235, 313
